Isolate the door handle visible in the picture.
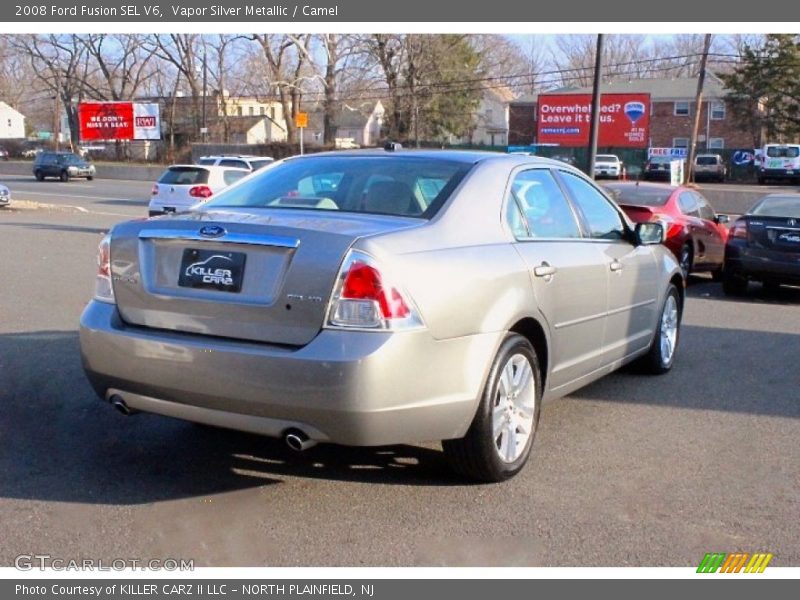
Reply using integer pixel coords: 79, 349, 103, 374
533, 263, 557, 278
609, 260, 623, 272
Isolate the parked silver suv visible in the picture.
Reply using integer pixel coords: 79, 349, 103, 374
693, 154, 727, 183
197, 154, 274, 172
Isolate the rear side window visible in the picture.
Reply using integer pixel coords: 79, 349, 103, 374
223, 170, 247, 186
558, 171, 625, 240
507, 169, 581, 239
678, 192, 699, 217
159, 167, 210, 185
250, 159, 273, 171
219, 159, 249, 169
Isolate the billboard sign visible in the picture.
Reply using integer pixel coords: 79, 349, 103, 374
537, 93, 650, 147
79, 101, 161, 141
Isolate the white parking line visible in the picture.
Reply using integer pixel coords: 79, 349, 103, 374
10, 190, 141, 202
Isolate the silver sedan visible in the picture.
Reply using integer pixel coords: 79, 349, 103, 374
79, 150, 683, 482
0, 183, 9, 207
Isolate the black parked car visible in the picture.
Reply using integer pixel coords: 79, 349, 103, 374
33, 151, 96, 182
642, 155, 673, 181
723, 193, 800, 295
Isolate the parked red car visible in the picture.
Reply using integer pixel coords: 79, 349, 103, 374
604, 182, 729, 278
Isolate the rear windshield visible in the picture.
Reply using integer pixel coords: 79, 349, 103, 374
648, 156, 672, 164
158, 167, 210, 185
751, 196, 800, 218
596, 155, 618, 162
696, 156, 719, 165
204, 156, 473, 218
604, 184, 672, 207
766, 146, 800, 158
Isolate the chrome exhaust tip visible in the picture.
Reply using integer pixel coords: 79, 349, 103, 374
285, 429, 317, 451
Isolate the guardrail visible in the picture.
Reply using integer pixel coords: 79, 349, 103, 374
0, 160, 164, 181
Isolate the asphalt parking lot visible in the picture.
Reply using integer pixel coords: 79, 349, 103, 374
0, 173, 798, 567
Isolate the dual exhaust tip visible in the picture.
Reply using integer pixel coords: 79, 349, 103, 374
108, 395, 317, 451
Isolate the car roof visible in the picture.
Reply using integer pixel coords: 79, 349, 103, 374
283, 148, 578, 170
200, 155, 274, 160
167, 164, 249, 172
604, 181, 682, 192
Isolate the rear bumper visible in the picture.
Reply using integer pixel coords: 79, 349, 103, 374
758, 169, 800, 181
79, 301, 499, 446
725, 243, 800, 283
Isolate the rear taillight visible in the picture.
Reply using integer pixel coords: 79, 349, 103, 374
189, 185, 213, 199
729, 219, 748, 239
151, 184, 158, 196
94, 234, 115, 304
327, 250, 423, 330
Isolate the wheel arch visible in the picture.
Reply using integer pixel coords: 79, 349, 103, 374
508, 317, 549, 392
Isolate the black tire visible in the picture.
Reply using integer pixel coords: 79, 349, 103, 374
87, 176, 94, 181
678, 243, 693, 279
60, 170, 69, 182
757, 177, 765, 185
636, 284, 681, 375
722, 268, 748, 296
762, 281, 781, 293
442, 333, 542, 483
34, 170, 44, 181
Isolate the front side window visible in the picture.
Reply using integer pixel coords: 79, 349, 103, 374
558, 171, 626, 240
507, 169, 581, 240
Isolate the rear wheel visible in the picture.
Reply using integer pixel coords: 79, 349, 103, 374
722, 268, 748, 295
442, 333, 541, 482
87, 175, 94, 181
636, 284, 681, 375
34, 170, 44, 181
59, 170, 69, 182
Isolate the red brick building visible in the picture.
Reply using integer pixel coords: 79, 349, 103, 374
509, 74, 761, 151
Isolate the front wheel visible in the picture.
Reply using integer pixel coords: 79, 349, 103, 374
442, 333, 541, 482
636, 284, 681, 375
87, 175, 94, 181
34, 170, 44, 181
59, 170, 69, 182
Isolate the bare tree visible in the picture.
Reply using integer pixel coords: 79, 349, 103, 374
147, 34, 205, 134
10, 34, 95, 148
250, 34, 312, 143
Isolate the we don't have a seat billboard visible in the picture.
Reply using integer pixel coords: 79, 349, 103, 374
78, 101, 161, 141
537, 93, 650, 147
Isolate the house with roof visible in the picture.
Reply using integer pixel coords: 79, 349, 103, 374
508, 74, 760, 150
304, 101, 385, 147
0, 101, 26, 139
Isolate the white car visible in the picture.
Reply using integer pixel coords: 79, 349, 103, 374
148, 165, 249, 217
197, 155, 274, 172
594, 154, 624, 179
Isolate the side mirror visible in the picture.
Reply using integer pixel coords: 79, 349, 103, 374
635, 221, 664, 245
715, 214, 730, 225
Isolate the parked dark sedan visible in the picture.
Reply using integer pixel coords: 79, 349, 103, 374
723, 194, 800, 294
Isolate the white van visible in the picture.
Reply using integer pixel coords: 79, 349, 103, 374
757, 144, 800, 184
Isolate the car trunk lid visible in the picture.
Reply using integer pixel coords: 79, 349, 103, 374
745, 216, 800, 253
110, 209, 423, 346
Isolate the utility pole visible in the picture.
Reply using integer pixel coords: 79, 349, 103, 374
52, 71, 61, 152
201, 45, 208, 144
587, 34, 604, 179
686, 34, 713, 184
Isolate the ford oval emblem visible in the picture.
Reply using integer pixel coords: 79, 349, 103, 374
199, 225, 226, 238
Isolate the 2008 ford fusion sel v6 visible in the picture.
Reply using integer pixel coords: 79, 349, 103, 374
79, 150, 683, 482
